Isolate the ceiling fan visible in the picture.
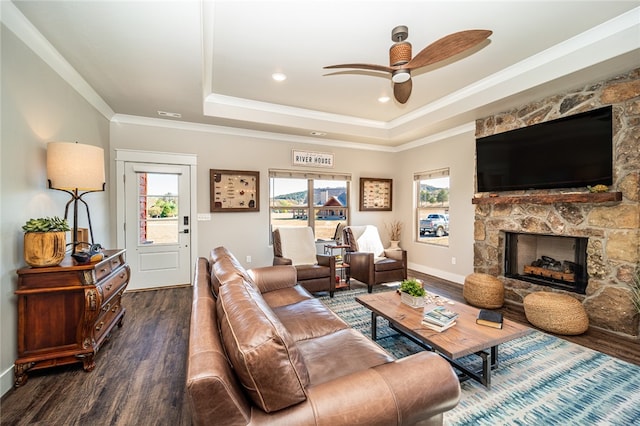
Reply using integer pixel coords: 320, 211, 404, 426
324, 26, 492, 104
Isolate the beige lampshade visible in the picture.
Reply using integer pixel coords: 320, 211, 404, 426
47, 142, 105, 191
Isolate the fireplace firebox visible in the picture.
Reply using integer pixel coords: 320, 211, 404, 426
504, 232, 588, 294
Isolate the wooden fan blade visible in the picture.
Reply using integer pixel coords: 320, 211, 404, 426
324, 63, 394, 73
406, 29, 492, 70
394, 79, 412, 104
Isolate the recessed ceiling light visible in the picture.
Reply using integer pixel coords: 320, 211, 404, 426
158, 111, 182, 118
272, 73, 287, 82
310, 131, 326, 136
378, 96, 391, 103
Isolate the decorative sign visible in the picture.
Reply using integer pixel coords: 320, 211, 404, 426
292, 150, 334, 168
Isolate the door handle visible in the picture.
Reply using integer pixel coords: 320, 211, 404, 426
183, 229, 189, 234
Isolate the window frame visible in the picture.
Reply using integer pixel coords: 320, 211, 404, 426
269, 169, 351, 242
414, 168, 450, 246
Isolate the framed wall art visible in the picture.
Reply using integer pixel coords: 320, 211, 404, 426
210, 169, 259, 212
359, 177, 392, 211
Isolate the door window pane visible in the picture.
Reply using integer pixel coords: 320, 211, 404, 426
138, 173, 179, 245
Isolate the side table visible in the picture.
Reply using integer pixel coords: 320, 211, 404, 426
324, 244, 350, 290
14, 249, 130, 386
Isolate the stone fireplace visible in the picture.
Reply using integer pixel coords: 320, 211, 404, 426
473, 68, 640, 338
504, 232, 588, 294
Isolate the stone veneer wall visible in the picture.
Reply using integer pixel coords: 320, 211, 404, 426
474, 68, 640, 338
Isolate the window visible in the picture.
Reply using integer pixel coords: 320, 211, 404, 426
138, 172, 179, 244
415, 168, 450, 247
269, 169, 350, 241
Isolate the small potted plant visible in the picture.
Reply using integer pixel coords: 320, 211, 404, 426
22, 217, 70, 267
399, 278, 426, 308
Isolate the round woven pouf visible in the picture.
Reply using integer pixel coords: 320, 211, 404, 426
463, 273, 504, 309
523, 292, 589, 335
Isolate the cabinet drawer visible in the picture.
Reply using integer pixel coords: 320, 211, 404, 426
95, 299, 123, 343
98, 267, 129, 302
94, 262, 112, 281
109, 254, 124, 271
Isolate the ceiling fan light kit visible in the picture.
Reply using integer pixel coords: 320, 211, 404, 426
324, 25, 492, 104
392, 70, 411, 83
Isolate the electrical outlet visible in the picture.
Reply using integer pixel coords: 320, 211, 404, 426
246, 255, 252, 263
451, 257, 456, 265
197, 213, 211, 221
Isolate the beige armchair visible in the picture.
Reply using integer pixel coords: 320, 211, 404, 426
343, 225, 407, 293
272, 226, 337, 297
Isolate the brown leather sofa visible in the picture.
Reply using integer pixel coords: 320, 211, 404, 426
186, 246, 460, 425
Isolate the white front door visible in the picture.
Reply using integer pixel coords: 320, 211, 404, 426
123, 162, 191, 290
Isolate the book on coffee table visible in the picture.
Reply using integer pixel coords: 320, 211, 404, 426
423, 305, 458, 327
476, 309, 503, 329
421, 320, 457, 333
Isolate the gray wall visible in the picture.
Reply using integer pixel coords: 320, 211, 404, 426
1, 27, 111, 395
109, 120, 475, 280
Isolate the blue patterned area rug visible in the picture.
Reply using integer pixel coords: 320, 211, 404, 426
318, 286, 640, 425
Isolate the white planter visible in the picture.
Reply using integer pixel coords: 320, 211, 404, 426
401, 291, 426, 308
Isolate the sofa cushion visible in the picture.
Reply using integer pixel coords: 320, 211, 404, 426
210, 246, 257, 296
261, 285, 314, 308
272, 298, 349, 342
296, 328, 394, 386
216, 277, 310, 412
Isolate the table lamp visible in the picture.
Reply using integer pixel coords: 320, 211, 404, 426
47, 141, 105, 254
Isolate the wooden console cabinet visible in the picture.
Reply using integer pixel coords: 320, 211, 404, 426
14, 249, 130, 386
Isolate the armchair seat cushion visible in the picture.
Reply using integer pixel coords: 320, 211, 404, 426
374, 257, 404, 272
295, 264, 331, 280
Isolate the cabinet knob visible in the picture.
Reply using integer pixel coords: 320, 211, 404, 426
102, 303, 111, 312
105, 284, 113, 291
95, 321, 104, 331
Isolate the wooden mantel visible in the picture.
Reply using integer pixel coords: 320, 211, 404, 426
471, 192, 622, 205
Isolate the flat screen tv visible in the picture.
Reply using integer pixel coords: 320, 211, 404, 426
475, 106, 613, 193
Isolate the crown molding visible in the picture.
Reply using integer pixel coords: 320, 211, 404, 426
1, 1, 115, 120
111, 114, 397, 152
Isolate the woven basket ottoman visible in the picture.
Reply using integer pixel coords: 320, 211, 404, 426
523, 292, 589, 335
463, 273, 504, 309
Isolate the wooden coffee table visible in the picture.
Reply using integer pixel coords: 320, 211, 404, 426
356, 290, 531, 389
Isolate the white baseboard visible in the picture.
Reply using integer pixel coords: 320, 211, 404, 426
408, 262, 466, 286
1, 365, 14, 397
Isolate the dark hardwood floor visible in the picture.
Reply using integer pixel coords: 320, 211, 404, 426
1, 287, 193, 426
410, 270, 640, 366
2, 274, 638, 425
